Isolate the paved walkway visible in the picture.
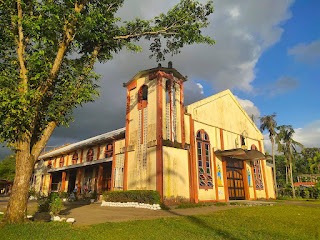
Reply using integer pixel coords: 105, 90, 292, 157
59, 200, 278, 225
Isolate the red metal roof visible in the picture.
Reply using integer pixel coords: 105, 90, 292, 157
293, 182, 316, 186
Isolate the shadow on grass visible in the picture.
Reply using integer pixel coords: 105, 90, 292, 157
162, 208, 240, 240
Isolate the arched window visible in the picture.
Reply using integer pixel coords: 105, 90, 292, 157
165, 80, 171, 104
105, 143, 113, 158
251, 144, 257, 150
138, 85, 148, 109
196, 130, 213, 189
59, 157, 64, 167
87, 148, 94, 161
47, 160, 52, 169
253, 161, 264, 190
72, 152, 78, 165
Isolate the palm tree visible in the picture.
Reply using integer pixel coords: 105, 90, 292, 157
277, 125, 303, 198
260, 113, 278, 196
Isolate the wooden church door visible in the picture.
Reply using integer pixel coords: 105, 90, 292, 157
226, 158, 245, 200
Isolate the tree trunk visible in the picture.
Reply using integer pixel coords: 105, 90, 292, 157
288, 144, 295, 199
271, 137, 278, 197
2, 122, 56, 223
286, 166, 288, 185
3, 140, 34, 223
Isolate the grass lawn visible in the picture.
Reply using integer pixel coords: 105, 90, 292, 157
1, 205, 319, 240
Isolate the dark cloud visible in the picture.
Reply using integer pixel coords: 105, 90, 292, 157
288, 39, 320, 64
0, 0, 294, 154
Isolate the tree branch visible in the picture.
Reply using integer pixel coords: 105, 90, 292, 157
31, 121, 57, 161
36, 1, 87, 99
15, 0, 28, 93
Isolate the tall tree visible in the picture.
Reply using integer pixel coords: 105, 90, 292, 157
0, 0, 215, 223
277, 125, 303, 198
260, 113, 278, 196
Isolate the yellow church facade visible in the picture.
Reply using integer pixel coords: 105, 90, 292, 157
32, 63, 276, 202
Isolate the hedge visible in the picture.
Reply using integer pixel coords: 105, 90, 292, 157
103, 190, 161, 204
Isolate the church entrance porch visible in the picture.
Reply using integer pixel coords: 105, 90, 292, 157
226, 158, 245, 200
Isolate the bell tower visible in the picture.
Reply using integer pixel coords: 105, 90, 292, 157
122, 62, 186, 198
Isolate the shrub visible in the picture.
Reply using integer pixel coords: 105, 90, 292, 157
29, 189, 37, 197
91, 191, 98, 200
103, 190, 161, 204
49, 193, 63, 216
59, 192, 69, 199
38, 195, 50, 212
37, 192, 64, 214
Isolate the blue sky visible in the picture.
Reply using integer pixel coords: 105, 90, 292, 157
199, 0, 320, 145
247, 0, 320, 127
1, 0, 319, 159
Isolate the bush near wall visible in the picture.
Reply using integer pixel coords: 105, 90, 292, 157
103, 190, 161, 204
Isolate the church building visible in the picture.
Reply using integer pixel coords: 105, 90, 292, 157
32, 63, 276, 202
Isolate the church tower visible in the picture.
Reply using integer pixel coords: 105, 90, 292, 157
122, 62, 186, 197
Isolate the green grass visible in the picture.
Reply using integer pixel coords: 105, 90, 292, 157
175, 202, 213, 209
1, 205, 319, 240
176, 201, 228, 209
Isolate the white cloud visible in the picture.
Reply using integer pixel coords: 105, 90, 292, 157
196, 83, 204, 95
263, 120, 320, 154
288, 39, 320, 64
229, 7, 240, 18
235, 96, 261, 123
294, 120, 320, 148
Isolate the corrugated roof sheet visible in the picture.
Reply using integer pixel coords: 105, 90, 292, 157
39, 127, 125, 160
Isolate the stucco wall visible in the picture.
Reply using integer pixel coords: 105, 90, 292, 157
163, 146, 189, 200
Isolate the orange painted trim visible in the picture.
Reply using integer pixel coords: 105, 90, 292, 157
66, 154, 69, 166
77, 168, 82, 194
271, 167, 276, 199
54, 158, 57, 168
261, 160, 269, 199
258, 140, 269, 199
250, 163, 257, 200
48, 175, 52, 193
42, 174, 46, 194
124, 81, 135, 190
169, 84, 173, 142
222, 158, 229, 201
97, 145, 101, 160
98, 164, 103, 194
189, 115, 198, 203
220, 129, 224, 150
212, 148, 219, 201
242, 163, 250, 200
127, 79, 137, 91
180, 81, 185, 148
80, 149, 83, 163
111, 141, 116, 191
61, 171, 66, 192
156, 73, 164, 200
187, 150, 194, 202
258, 141, 262, 153
149, 70, 174, 81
